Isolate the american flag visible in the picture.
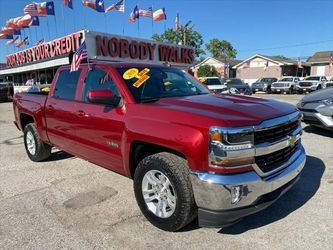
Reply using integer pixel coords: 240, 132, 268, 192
175, 13, 180, 32
105, 0, 125, 13
329, 54, 333, 67
139, 7, 153, 18
71, 41, 88, 72
24, 3, 38, 16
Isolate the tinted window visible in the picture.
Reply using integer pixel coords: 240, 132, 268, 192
226, 79, 243, 85
53, 70, 81, 100
82, 69, 120, 102
205, 78, 222, 85
280, 78, 293, 82
305, 76, 320, 81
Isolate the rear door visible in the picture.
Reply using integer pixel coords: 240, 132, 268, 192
44, 68, 85, 152
72, 66, 126, 172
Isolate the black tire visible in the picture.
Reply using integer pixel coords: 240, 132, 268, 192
267, 87, 272, 94
288, 86, 294, 94
24, 123, 51, 162
133, 152, 197, 231
317, 85, 322, 90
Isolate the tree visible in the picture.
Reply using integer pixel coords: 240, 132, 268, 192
197, 65, 219, 77
152, 27, 205, 58
205, 39, 237, 60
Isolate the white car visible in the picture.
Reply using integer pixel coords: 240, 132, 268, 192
325, 77, 333, 88
198, 77, 227, 93
296, 76, 327, 93
271, 76, 300, 94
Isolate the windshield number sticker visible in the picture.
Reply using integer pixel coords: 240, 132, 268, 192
123, 68, 151, 88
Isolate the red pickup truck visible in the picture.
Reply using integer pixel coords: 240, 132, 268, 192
13, 62, 306, 231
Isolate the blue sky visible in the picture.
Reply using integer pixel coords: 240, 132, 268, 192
0, 0, 332, 63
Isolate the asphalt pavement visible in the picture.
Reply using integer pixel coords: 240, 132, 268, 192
0, 94, 332, 249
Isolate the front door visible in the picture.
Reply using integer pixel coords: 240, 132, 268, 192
72, 66, 126, 172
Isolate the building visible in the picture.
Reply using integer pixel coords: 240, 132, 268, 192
232, 54, 310, 85
307, 51, 333, 77
191, 57, 242, 78
0, 30, 195, 92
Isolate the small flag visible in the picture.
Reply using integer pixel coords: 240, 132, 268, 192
14, 29, 21, 35
297, 57, 303, 69
34, 2, 55, 16
139, 7, 153, 18
16, 37, 29, 48
24, 3, 39, 16
17, 15, 39, 28
175, 13, 180, 32
105, 0, 124, 13
153, 8, 166, 21
64, 0, 74, 9
264, 60, 269, 70
71, 41, 88, 72
329, 54, 333, 67
82, 0, 105, 13
6, 17, 22, 29
128, 5, 139, 23
6, 37, 18, 45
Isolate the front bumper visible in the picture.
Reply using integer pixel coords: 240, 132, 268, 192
271, 86, 290, 92
252, 86, 268, 92
296, 85, 317, 91
190, 145, 306, 228
298, 103, 333, 129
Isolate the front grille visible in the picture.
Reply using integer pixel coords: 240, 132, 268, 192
302, 114, 323, 126
299, 82, 312, 87
273, 83, 287, 87
254, 119, 299, 145
255, 143, 298, 173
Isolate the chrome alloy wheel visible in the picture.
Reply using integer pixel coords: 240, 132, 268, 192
142, 170, 176, 218
26, 131, 36, 155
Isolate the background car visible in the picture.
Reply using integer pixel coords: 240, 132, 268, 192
251, 77, 278, 93
296, 76, 327, 93
271, 77, 300, 94
0, 82, 14, 102
198, 77, 227, 93
224, 78, 252, 95
326, 77, 333, 88
296, 87, 333, 130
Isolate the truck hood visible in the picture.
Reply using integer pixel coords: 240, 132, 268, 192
154, 94, 297, 127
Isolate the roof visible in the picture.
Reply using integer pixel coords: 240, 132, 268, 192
232, 54, 297, 68
192, 57, 243, 69
307, 51, 333, 63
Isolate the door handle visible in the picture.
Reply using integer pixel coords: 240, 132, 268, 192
76, 110, 89, 117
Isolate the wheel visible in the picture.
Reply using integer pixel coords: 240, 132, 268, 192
317, 85, 322, 90
133, 152, 197, 231
267, 87, 272, 94
288, 86, 294, 94
24, 123, 51, 162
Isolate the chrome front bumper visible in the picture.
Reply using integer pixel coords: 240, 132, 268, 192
190, 144, 306, 211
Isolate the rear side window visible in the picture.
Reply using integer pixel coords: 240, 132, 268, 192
82, 69, 120, 102
53, 70, 81, 100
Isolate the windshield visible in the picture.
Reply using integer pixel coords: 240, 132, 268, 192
203, 78, 223, 85
259, 78, 276, 83
225, 79, 244, 85
117, 67, 210, 103
305, 76, 320, 81
280, 78, 293, 82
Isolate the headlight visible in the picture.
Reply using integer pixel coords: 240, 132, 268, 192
209, 127, 254, 173
321, 99, 333, 106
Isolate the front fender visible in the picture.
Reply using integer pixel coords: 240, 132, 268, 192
123, 117, 208, 173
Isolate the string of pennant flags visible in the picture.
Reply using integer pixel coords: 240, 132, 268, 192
0, 0, 180, 50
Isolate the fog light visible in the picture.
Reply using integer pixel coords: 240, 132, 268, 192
231, 186, 242, 204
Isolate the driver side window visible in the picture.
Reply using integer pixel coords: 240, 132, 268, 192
82, 69, 120, 102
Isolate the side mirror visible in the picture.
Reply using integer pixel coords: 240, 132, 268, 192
87, 89, 121, 106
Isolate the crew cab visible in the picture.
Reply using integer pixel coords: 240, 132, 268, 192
296, 76, 327, 93
13, 62, 306, 231
271, 77, 300, 94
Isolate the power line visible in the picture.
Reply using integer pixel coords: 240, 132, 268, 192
238, 39, 333, 52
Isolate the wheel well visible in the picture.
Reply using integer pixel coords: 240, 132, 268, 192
20, 114, 34, 130
129, 141, 186, 178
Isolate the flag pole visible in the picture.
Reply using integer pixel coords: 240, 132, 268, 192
46, 18, 51, 40
151, 4, 154, 36
122, 0, 126, 35
61, 2, 65, 35
28, 28, 33, 46
104, 13, 107, 33
54, 15, 59, 37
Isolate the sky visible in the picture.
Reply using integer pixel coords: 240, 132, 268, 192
0, 0, 333, 63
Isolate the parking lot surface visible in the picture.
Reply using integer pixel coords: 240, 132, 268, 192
0, 94, 332, 249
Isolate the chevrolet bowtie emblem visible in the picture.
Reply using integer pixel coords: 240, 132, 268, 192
289, 136, 297, 146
